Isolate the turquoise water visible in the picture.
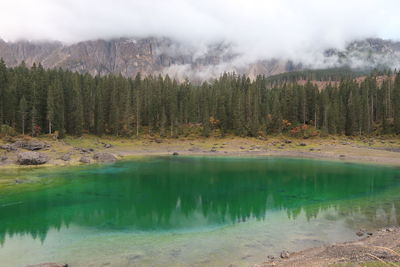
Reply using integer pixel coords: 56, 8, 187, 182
1, 157, 400, 266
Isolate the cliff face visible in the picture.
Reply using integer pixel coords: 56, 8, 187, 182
0, 37, 399, 80
0, 37, 301, 79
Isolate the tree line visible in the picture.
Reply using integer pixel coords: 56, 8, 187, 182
0, 59, 400, 138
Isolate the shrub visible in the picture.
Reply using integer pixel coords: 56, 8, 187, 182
289, 124, 320, 138
0, 125, 17, 137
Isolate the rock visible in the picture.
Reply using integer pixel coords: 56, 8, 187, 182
76, 147, 92, 153
104, 143, 112, 148
60, 154, 71, 161
188, 147, 201, 152
172, 152, 179, 156
356, 231, 364, 237
13, 140, 47, 151
280, 250, 290, 259
154, 139, 163, 144
267, 255, 275, 260
93, 152, 117, 163
340, 155, 346, 158
240, 146, 245, 149
17, 152, 48, 165
1, 155, 8, 161
79, 156, 91, 164
0, 144, 17, 152
284, 140, 292, 144
26, 263, 68, 267
299, 143, 307, 146
210, 149, 217, 152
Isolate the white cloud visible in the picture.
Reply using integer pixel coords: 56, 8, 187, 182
0, 0, 400, 62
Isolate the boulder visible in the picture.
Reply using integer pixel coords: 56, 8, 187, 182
17, 152, 48, 165
172, 152, 179, 156
79, 156, 91, 164
104, 143, 112, 148
60, 153, 71, 161
356, 231, 364, 237
76, 147, 92, 153
280, 250, 290, 259
93, 152, 117, 163
0, 144, 17, 152
1, 155, 8, 162
14, 140, 47, 151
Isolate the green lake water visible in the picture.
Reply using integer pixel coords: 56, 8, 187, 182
1, 156, 400, 266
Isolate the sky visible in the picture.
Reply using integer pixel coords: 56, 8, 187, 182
1, 0, 400, 61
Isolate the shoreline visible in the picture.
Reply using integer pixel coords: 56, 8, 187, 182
1, 135, 400, 171
254, 227, 400, 267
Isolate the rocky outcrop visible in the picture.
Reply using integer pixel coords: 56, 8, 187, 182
93, 152, 117, 163
17, 152, 48, 165
1, 37, 400, 81
0, 37, 299, 80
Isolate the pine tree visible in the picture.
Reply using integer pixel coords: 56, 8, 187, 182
47, 83, 55, 134
394, 72, 400, 133
18, 96, 28, 135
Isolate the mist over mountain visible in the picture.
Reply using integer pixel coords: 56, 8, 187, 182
0, 37, 399, 81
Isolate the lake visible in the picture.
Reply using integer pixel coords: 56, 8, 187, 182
1, 156, 400, 266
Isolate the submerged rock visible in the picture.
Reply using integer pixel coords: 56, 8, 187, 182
17, 152, 48, 165
26, 263, 68, 267
93, 152, 117, 163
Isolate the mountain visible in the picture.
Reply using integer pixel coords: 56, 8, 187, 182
0, 37, 399, 80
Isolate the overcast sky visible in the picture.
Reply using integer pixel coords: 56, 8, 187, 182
1, 0, 400, 60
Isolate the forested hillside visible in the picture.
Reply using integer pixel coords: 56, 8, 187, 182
0, 59, 400, 138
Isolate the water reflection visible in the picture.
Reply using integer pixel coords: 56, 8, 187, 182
1, 157, 400, 245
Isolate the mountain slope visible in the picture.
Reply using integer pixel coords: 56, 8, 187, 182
0, 37, 399, 80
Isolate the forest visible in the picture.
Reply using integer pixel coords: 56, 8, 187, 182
0, 59, 400, 138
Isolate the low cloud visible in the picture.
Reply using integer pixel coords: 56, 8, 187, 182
1, 0, 400, 71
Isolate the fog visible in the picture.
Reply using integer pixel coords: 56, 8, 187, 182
1, 0, 400, 69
